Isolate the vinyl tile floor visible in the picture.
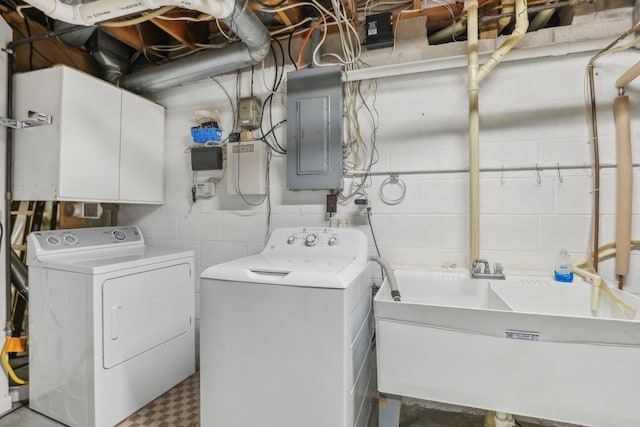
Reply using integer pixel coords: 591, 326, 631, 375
0, 373, 200, 427
0, 373, 571, 427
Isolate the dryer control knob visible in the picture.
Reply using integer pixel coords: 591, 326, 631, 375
328, 236, 337, 246
305, 234, 318, 246
46, 235, 61, 246
113, 229, 127, 241
287, 235, 296, 244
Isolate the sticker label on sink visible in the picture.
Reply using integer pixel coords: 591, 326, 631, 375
505, 330, 539, 341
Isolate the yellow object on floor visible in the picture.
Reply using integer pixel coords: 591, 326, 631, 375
1, 337, 27, 385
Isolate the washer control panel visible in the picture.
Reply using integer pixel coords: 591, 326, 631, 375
264, 227, 368, 262
30, 226, 143, 252
284, 228, 339, 248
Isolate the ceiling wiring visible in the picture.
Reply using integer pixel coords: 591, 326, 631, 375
210, 76, 237, 132
296, 15, 327, 69
259, 40, 287, 154
154, 13, 214, 22
99, 6, 175, 27
216, 18, 238, 41
269, 17, 313, 36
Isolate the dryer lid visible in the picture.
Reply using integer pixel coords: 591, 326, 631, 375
201, 254, 367, 289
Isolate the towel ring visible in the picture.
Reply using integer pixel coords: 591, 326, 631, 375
379, 175, 407, 205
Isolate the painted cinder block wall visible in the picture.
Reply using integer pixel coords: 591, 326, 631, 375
119, 14, 640, 356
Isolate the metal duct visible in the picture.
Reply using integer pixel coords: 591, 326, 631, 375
119, 1, 270, 93
91, 30, 130, 84
22, 0, 270, 93
9, 250, 28, 301
55, 21, 96, 47
54, 0, 96, 47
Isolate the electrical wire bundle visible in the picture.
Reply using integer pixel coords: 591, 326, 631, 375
259, 39, 287, 155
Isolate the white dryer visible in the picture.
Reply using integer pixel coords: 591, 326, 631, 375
27, 226, 195, 427
200, 227, 373, 427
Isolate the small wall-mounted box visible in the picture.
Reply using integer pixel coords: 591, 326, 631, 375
238, 97, 261, 130
226, 141, 267, 195
191, 146, 223, 171
365, 12, 394, 50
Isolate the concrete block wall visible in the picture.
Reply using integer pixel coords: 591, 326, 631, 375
119, 37, 640, 358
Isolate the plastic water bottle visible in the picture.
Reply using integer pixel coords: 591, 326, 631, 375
554, 248, 574, 283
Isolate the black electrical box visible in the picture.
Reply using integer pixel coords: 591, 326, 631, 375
191, 146, 223, 171
365, 12, 394, 50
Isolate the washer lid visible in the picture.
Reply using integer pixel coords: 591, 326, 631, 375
201, 254, 366, 289
33, 246, 194, 275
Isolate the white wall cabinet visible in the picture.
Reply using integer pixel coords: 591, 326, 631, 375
13, 65, 165, 204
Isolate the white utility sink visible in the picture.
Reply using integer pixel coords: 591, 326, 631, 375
374, 269, 640, 427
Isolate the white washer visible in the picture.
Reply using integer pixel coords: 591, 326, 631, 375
200, 227, 373, 427
27, 226, 195, 427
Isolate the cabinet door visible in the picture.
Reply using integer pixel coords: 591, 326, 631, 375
119, 91, 164, 204
58, 68, 122, 201
13, 67, 63, 201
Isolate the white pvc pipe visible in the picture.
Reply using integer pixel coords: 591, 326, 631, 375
429, 15, 468, 44
466, 0, 527, 264
617, 59, 640, 89
528, 8, 554, 32
467, 0, 480, 263
477, 0, 528, 83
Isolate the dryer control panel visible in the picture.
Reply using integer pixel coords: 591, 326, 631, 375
262, 227, 368, 262
28, 226, 144, 258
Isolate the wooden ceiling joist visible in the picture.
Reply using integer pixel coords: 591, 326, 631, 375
150, 17, 209, 49
101, 23, 168, 59
2, 11, 100, 75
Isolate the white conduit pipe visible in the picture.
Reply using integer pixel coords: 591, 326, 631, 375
466, 0, 527, 263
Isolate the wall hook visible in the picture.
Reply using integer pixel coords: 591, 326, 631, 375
556, 163, 563, 183
535, 164, 542, 186
501, 166, 505, 186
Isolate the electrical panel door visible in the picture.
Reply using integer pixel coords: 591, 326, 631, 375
286, 66, 343, 191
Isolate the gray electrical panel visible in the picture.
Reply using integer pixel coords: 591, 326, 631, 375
286, 66, 343, 191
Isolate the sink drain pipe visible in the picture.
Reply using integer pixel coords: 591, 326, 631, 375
466, 0, 528, 264
466, 1, 527, 424
370, 256, 400, 301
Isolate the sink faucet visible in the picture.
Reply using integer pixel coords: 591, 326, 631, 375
471, 259, 506, 280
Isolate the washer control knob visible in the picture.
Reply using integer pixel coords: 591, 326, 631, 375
64, 234, 78, 244
287, 235, 296, 244
46, 235, 61, 246
113, 229, 127, 241
305, 234, 318, 246
328, 236, 337, 246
